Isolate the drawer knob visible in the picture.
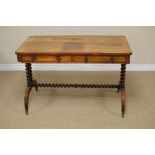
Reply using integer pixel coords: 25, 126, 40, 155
32, 55, 36, 61
56, 56, 61, 62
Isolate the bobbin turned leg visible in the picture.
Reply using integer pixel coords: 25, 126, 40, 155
120, 64, 126, 117
24, 63, 33, 115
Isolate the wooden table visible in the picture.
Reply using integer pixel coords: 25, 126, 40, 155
15, 36, 132, 117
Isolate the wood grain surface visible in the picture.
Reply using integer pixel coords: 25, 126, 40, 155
15, 36, 132, 63
16, 36, 132, 55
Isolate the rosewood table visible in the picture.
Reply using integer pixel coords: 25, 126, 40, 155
15, 36, 132, 117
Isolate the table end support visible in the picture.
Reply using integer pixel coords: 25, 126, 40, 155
120, 64, 126, 118
120, 88, 126, 117
24, 63, 34, 115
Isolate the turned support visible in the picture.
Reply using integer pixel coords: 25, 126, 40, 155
25, 63, 33, 87
23, 63, 127, 117
24, 63, 33, 114
119, 64, 126, 117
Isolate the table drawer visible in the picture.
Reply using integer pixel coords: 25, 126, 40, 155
21, 55, 72, 63
88, 56, 112, 63
88, 56, 129, 63
73, 56, 85, 62
60, 56, 71, 62
21, 55, 57, 62
113, 56, 128, 63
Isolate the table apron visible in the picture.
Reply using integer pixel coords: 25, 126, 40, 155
17, 54, 130, 64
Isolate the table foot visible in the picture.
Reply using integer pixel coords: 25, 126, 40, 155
24, 86, 32, 115
120, 88, 126, 118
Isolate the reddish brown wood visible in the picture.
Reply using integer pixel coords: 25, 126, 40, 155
25, 63, 33, 86
120, 88, 126, 117
24, 86, 31, 115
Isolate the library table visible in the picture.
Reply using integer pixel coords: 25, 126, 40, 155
15, 36, 132, 117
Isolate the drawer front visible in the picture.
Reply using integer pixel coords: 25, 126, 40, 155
60, 56, 71, 62
21, 55, 72, 63
113, 56, 129, 63
21, 55, 57, 62
88, 56, 112, 63
21, 56, 32, 62
73, 56, 85, 62
88, 56, 129, 63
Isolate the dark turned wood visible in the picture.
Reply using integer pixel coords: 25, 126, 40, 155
25, 63, 33, 87
120, 64, 126, 89
24, 63, 33, 114
120, 64, 126, 117
33, 79, 38, 91
37, 83, 119, 89
24, 63, 39, 114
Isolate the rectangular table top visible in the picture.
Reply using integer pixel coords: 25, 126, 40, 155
16, 35, 132, 56
15, 36, 132, 64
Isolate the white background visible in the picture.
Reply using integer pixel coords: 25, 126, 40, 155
0, 0, 155, 25
1, 130, 155, 155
